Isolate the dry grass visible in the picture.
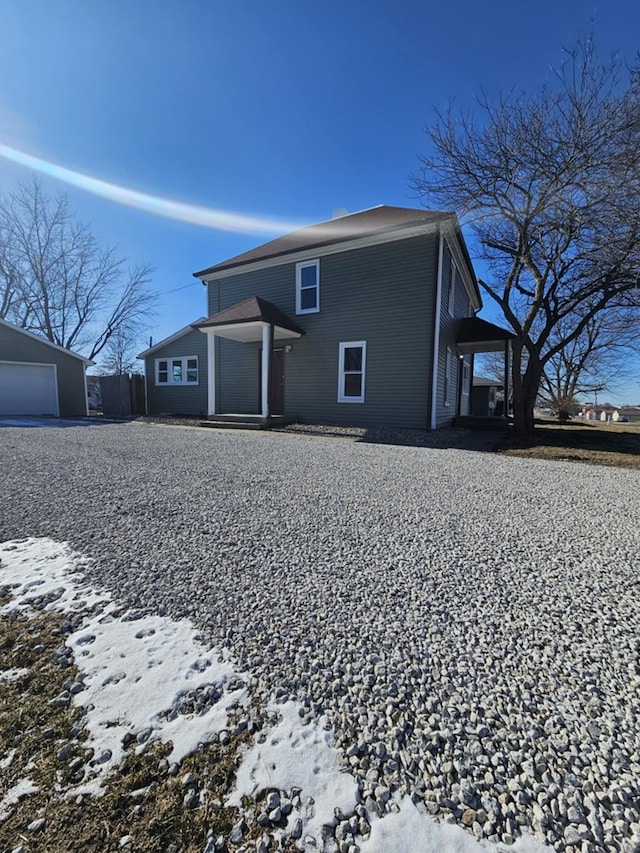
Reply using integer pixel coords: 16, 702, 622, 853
500, 419, 640, 469
0, 603, 274, 853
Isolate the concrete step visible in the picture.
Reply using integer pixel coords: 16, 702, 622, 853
199, 419, 266, 430
199, 414, 293, 431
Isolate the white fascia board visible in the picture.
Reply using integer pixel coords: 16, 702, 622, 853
197, 222, 440, 283
441, 223, 482, 313
137, 317, 207, 358
0, 317, 95, 365
430, 231, 444, 430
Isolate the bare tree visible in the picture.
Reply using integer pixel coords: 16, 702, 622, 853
539, 310, 638, 417
98, 328, 139, 375
413, 40, 640, 435
0, 177, 156, 360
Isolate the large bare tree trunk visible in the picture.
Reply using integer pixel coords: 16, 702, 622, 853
511, 342, 540, 437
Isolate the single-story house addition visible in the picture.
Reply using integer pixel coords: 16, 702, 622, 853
0, 317, 94, 418
139, 205, 513, 430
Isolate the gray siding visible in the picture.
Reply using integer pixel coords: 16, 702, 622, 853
145, 328, 208, 416
434, 243, 474, 427
207, 234, 438, 429
0, 324, 87, 417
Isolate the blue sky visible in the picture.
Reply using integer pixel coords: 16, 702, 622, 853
0, 1, 638, 403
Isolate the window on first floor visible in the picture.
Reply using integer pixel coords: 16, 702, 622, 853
462, 359, 470, 394
155, 356, 199, 386
338, 341, 366, 403
444, 346, 453, 405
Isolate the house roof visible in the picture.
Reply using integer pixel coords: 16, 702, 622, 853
193, 205, 453, 278
473, 375, 504, 388
0, 316, 95, 365
193, 296, 304, 337
137, 318, 206, 358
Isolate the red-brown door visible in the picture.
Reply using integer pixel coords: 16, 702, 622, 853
270, 349, 284, 415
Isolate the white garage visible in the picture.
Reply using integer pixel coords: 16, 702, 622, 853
0, 361, 59, 416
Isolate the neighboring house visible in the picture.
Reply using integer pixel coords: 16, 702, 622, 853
139, 205, 512, 429
0, 317, 94, 417
471, 376, 504, 417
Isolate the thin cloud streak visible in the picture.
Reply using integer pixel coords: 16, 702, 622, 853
0, 142, 305, 237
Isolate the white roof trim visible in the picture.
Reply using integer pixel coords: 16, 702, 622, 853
441, 223, 481, 313
0, 316, 95, 365
137, 317, 207, 358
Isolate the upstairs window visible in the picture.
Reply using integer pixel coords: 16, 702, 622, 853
296, 259, 320, 314
338, 341, 366, 403
447, 258, 457, 316
156, 356, 198, 386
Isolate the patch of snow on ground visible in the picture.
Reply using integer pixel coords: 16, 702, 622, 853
0, 779, 39, 821
0, 667, 28, 682
0, 538, 554, 852
229, 700, 359, 846
0, 538, 247, 793
361, 795, 551, 853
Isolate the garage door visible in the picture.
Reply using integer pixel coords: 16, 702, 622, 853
0, 362, 59, 416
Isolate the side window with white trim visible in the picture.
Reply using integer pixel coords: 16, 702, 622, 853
296, 259, 320, 314
444, 346, 453, 405
338, 341, 366, 403
155, 356, 198, 386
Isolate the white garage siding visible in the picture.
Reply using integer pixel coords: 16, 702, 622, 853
0, 361, 60, 416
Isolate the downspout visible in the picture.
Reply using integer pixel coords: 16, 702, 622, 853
430, 229, 444, 430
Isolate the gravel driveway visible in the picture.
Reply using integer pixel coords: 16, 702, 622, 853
1, 421, 639, 852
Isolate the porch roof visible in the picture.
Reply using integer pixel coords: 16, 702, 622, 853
457, 316, 515, 353
193, 296, 304, 343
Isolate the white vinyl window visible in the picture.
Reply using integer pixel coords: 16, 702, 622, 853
462, 360, 470, 394
444, 346, 453, 406
296, 259, 320, 314
156, 356, 198, 386
338, 341, 366, 403
448, 258, 457, 316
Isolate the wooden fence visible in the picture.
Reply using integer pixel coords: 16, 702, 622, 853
99, 374, 146, 417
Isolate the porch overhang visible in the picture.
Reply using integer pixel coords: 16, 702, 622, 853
192, 296, 304, 419
193, 296, 304, 342
456, 316, 516, 353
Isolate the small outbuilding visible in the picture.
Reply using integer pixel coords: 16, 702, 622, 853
0, 318, 94, 418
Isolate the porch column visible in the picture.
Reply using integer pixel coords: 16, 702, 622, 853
207, 330, 216, 416
261, 323, 273, 418
503, 339, 510, 418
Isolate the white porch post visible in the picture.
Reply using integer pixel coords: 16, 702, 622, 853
503, 339, 510, 418
207, 330, 216, 416
261, 323, 270, 418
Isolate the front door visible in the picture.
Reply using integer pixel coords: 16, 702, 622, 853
258, 348, 285, 416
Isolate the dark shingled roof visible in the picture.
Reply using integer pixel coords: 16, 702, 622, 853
193, 296, 305, 336
193, 205, 450, 278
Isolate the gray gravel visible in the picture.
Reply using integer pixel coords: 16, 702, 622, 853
1, 421, 640, 852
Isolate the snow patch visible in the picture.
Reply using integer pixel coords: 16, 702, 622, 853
230, 700, 358, 845
0, 778, 39, 820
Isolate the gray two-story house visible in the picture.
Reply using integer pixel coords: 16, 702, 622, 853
139, 205, 511, 429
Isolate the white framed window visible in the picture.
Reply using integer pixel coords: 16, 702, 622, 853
296, 259, 320, 314
448, 257, 457, 316
338, 341, 366, 403
444, 346, 453, 405
155, 356, 199, 386
462, 360, 470, 394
